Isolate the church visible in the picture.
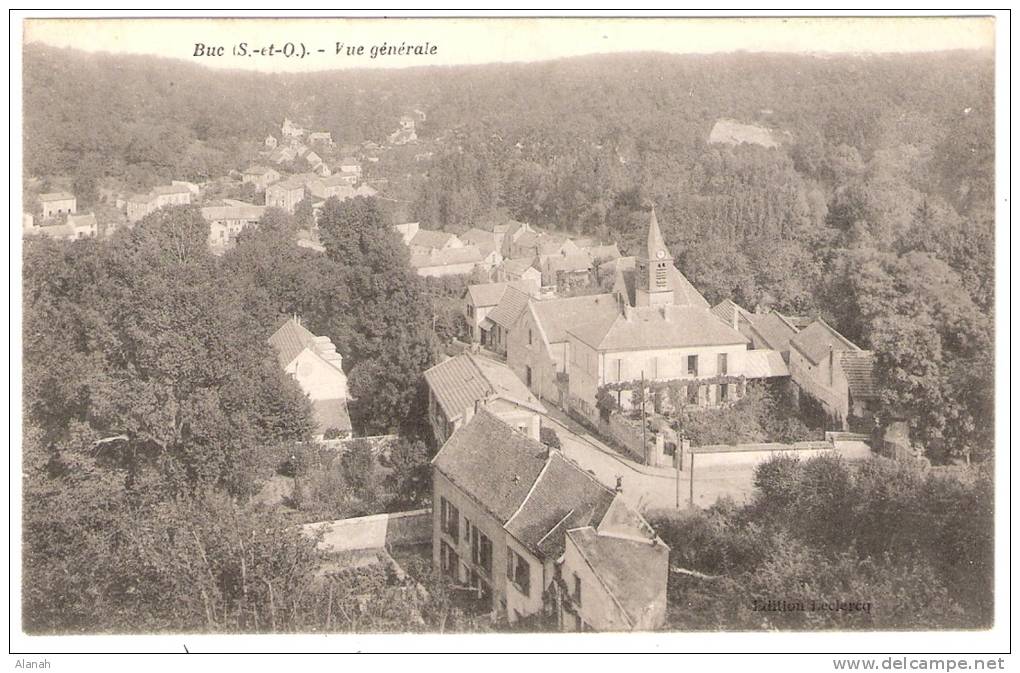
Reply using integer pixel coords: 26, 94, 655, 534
564, 209, 789, 426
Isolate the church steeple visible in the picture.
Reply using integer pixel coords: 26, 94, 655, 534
635, 207, 674, 307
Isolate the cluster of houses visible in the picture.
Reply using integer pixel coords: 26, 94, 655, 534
416, 208, 879, 630
22, 192, 99, 241
392, 217, 626, 288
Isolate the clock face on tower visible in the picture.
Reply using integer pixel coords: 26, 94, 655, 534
656, 250, 665, 259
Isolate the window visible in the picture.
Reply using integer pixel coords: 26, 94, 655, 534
525, 366, 532, 387
528, 329, 533, 345
719, 383, 729, 403
573, 573, 582, 607
718, 353, 728, 375
440, 497, 459, 544
471, 526, 493, 576
440, 541, 459, 580
687, 355, 699, 376
506, 547, 531, 596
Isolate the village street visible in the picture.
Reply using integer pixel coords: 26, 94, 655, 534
543, 411, 873, 514
541, 413, 758, 513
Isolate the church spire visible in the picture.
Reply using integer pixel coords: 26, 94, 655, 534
635, 206, 675, 307
646, 207, 671, 263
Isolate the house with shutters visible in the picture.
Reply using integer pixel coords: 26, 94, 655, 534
423, 353, 546, 447
564, 210, 789, 425
481, 286, 533, 356
38, 192, 77, 220
787, 318, 879, 430
507, 293, 621, 406
463, 279, 540, 344
431, 409, 669, 630
268, 317, 352, 440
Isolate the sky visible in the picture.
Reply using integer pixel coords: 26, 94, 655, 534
22, 15, 995, 73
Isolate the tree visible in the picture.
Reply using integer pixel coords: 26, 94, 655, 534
384, 438, 431, 509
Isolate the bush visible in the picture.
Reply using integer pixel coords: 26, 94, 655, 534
539, 426, 561, 450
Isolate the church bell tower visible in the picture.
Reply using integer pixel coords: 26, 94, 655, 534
635, 208, 674, 307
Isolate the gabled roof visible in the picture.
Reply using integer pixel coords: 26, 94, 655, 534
410, 245, 483, 269
565, 526, 669, 628
461, 227, 499, 248
568, 305, 748, 352
432, 410, 549, 523
424, 353, 545, 423
711, 299, 754, 326
530, 294, 620, 345
501, 257, 539, 276
668, 266, 710, 308
789, 319, 861, 365
840, 351, 878, 399
487, 286, 532, 329
465, 279, 536, 308
410, 229, 458, 250
506, 452, 616, 558
747, 311, 800, 353
268, 317, 319, 368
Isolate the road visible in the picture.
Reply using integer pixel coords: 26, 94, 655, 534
541, 413, 757, 513
542, 409, 872, 514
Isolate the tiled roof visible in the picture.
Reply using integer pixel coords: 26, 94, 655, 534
268, 317, 318, 368
410, 229, 458, 250
466, 279, 536, 308
506, 452, 616, 558
790, 319, 861, 365
501, 257, 539, 276
746, 312, 799, 353
566, 526, 669, 628
410, 245, 483, 269
424, 353, 544, 423
840, 351, 878, 399
568, 305, 748, 352
487, 286, 532, 329
741, 349, 790, 378
668, 266, 710, 308
711, 299, 753, 326
312, 398, 352, 434
531, 294, 620, 345
432, 410, 549, 523
39, 191, 75, 202
460, 228, 498, 247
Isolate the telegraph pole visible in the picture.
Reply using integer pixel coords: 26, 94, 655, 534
689, 451, 695, 508
640, 371, 647, 462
